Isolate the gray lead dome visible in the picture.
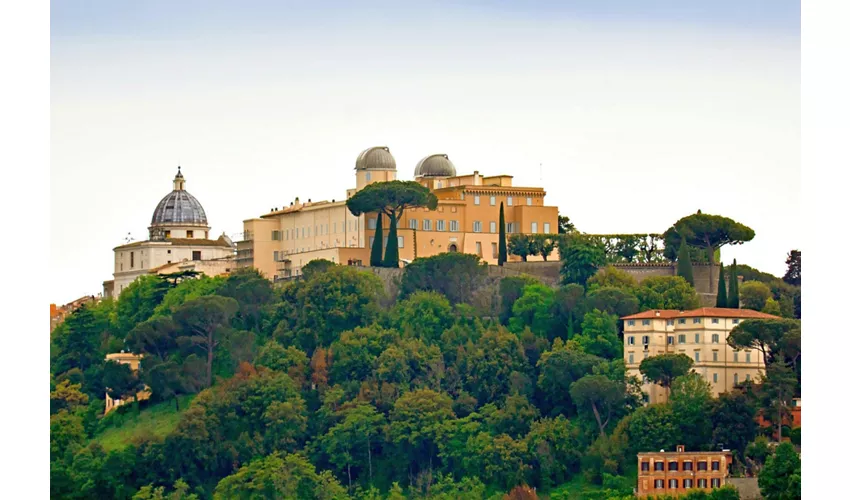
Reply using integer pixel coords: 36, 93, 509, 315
355, 146, 396, 171
150, 168, 209, 227
414, 154, 456, 178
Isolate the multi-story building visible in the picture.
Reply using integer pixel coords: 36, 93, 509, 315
622, 307, 780, 403
637, 445, 734, 497
237, 146, 560, 281
105, 168, 236, 297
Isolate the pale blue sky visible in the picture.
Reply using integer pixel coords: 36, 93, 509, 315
51, 1, 800, 303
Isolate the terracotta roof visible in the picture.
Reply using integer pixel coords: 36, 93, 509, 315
115, 236, 233, 250
622, 308, 782, 321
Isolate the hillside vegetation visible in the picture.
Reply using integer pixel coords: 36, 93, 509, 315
50, 230, 802, 499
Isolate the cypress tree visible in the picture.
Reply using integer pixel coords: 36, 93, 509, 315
383, 214, 399, 268
498, 202, 507, 266
716, 263, 728, 307
676, 239, 694, 286
727, 259, 740, 308
370, 215, 383, 267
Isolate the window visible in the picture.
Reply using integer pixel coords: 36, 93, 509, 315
628, 336, 635, 345
683, 479, 693, 489
398, 236, 404, 248
167, 249, 171, 254
695, 334, 700, 343
490, 221, 497, 233
668, 461, 679, 471
187, 230, 194, 238
450, 220, 459, 231
409, 219, 418, 230
712, 334, 720, 344
654, 462, 665, 471
274, 251, 279, 261
506, 222, 517, 233
733, 352, 739, 362
366, 172, 371, 181
669, 479, 678, 489
368, 218, 377, 230
490, 196, 496, 206
712, 318, 720, 324
668, 336, 675, 345
531, 222, 538, 233
192, 251, 201, 261
713, 351, 719, 362
733, 319, 740, 324
272, 230, 281, 240
642, 319, 651, 326
655, 479, 664, 489
642, 336, 649, 345
436, 220, 446, 231
507, 196, 513, 206
164, 230, 171, 238
678, 318, 686, 324
491, 243, 498, 258
734, 373, 739, 385
746, 352, 751, 363
711, 478, 721, 488
746, 374, 751, 381
369, 236, 375, 248
641, 461, 650, 472
525, 197, 532, 205
473, 221, 482, 232
683, 461, 693, 471
698, 479, 707, 488
697, 461, 708, 471
423, 220, 432, 231
666, 319, 674, 326
476, 242, 482, 256
130, 252, 135, 268
629, 353, 634, 364
474, 195, 480, 205
627, 320, 635, 326
694, 351, 701, 362
678, 334, 686, 344
713, 373, 718, 383
544, 222, 550, 233
693, 318, 701, 324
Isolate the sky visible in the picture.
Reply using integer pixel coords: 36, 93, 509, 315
50, 1, 800, 305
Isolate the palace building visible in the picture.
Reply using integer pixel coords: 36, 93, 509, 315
104, 168, 236, 297
622, 307, 779, 404
236, 146, 560, 281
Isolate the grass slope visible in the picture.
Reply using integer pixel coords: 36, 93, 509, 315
93, 395, 194, 451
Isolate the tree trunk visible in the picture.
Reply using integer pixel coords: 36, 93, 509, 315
347, 463, 352, 492
591, 402, 606, 436
367, 434, 373, 484
206, 333, 214, 388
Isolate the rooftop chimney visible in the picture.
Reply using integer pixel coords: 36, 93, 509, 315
655, 311, 660, 317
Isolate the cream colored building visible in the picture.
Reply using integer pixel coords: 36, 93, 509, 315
106, 168, 236, 297
622, 307, 780, 404
103, 352, 150, 415
237, 146, 560, 281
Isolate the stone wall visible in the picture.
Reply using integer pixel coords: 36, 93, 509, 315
364, 267, 404, 308
727, 478, 763, 499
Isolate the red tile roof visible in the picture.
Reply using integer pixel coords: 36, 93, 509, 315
621, 307, 781, 321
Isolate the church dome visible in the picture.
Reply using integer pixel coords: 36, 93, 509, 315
414, 154, 456, 178
150, 167, 209, 227
355, 146, 396, 171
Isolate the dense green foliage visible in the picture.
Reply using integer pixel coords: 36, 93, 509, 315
676, 240, 694, 286
50, 245, 801, 499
